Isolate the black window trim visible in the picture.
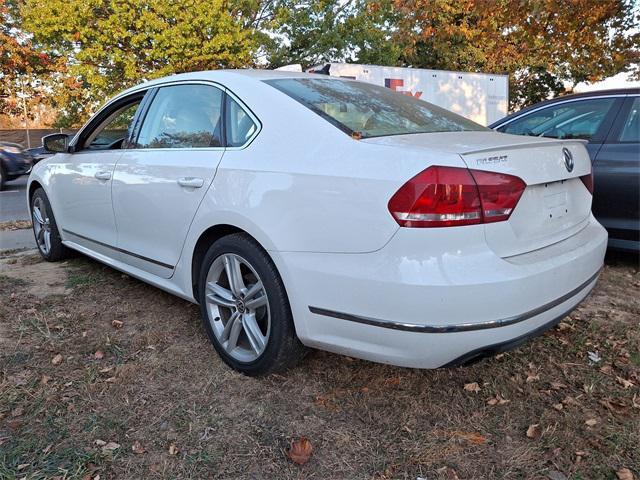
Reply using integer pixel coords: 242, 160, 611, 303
70, 79, 262, 153
70, 91, 147, 153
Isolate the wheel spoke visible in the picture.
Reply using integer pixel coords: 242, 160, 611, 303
206, 291, 235, 308
244, 280, 263, 301
36, 228, 44, 243
207, 282, 233, 302
243, 312, 266, 354
223, 255, 245, 296
219, 311, 239, 343
33, 206, 44, 225
245, 294, 267, 310
44, 230, 51, 253
226, 313, 243, 352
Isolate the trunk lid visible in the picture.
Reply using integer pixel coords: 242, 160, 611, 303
363, 131, 593, 257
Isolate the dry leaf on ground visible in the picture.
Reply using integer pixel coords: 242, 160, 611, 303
464, 382, 481, 393
132, 441, 145, 454
616, 468, 635, 480
287, 437, 313, 465
51, 354, 63, 365
526, 424, 541, 439
94, 350, 104, 360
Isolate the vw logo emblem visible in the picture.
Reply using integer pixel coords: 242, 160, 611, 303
563, 148, 574, 172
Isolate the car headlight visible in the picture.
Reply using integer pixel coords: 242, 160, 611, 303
3, 146, 23, 154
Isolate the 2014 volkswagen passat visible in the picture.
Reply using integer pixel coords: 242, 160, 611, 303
28, 70, 607, 375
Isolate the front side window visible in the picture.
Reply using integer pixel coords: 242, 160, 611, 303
84, 101, 141, 150
136, 85, 223, 148
497, 98, 614, 140
265, 78, 486, 138
618, 97, 639, 143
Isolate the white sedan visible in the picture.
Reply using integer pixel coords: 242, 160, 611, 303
28, 70, 607, 375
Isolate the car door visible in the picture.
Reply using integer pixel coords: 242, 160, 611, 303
54, 94, 143, 258
112, 82, 225, 278
592, 95, 640, 250
495, 96, 624, 160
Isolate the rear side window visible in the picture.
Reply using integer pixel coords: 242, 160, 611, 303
225, 95, 257, 147
497, 98, 614, 140
265, 78, 486, 138
618, 97, 639, 142
136, 85, 223, 148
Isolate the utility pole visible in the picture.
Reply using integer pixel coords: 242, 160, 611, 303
19, 77, 31, 149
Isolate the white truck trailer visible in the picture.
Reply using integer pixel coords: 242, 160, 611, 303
306, 63, 509, 126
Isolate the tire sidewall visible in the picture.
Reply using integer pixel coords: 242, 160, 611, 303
197, 234, 293, 375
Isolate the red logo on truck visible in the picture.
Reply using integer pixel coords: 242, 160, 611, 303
384, 78, 423, 99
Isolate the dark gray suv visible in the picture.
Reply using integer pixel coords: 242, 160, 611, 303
491, 89, 640, 252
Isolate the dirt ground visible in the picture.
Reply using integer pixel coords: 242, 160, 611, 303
0, 249, 638, 480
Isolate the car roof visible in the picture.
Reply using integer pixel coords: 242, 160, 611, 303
116, 69, 338, 98
490, 87, 639, 127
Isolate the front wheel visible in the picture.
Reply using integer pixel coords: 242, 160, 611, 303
197, 233, 306, 376
31, 188, 69, 261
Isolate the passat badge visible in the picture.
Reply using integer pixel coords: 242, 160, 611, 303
563, 148, 574, 172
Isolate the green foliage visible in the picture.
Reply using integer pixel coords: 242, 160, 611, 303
264, 0, 401, 68
4, 0, 639, 124
21, 0, 256, 126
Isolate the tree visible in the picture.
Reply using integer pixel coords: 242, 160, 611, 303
0, 0, 52, 119
262, 0, 401, 69
21, 0, 257, 126
391, 0, 640, 108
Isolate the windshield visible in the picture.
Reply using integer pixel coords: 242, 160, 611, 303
264, 77, 487, 138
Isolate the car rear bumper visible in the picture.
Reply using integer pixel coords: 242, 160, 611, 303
273, 215, 607, 368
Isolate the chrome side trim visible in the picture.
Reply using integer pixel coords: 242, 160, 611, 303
62, 228, 174, 270
308, 268, 601, 333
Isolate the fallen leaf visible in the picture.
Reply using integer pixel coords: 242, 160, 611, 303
487, 394, 510, 406
132, 441, 145, 454
287, 437, 313, 465
168, 443, 179, 455
616, 376, 634, 389
553, 403, 563, 411
94, 350, 104, 360
101, 441, 120, 454
526, 373, 540, 383
550, 381, 567, 390
17, 463, 30, 470
94, 439, 106, 447
526, 424, 541, 439
111, 320, 124, 329
436, 466, 460, 479
41, 375, 51, 385
547, 470, 567, 480
464, 382, 481, 393
616, 468, 635, 480
51, 354, 63, 365
455, 432, 487, 444
585, 418, 598, 427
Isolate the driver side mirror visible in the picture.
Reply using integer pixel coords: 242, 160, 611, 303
42, 133, 70, 153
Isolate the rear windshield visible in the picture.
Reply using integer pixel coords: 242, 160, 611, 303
264, 77, 487, 138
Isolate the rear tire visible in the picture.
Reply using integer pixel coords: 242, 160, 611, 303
30, 188, 69, 261
197, 233, 306, 376
0, 165, 6, 191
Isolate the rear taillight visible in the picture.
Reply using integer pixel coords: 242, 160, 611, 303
388, 166, 526, 228
580, 172, 593, 194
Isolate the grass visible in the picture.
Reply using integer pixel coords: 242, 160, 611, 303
0, 251, 638, 479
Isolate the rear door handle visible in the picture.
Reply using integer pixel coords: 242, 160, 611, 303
95, 171, 112, 181
177, 177, 204, 188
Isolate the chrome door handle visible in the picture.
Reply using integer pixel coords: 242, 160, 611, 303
95, 171, 112, 180
177, 177, 204, 188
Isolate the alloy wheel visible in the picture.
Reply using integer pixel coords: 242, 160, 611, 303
205, 253, 271, 363
32, 196, 52, 255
